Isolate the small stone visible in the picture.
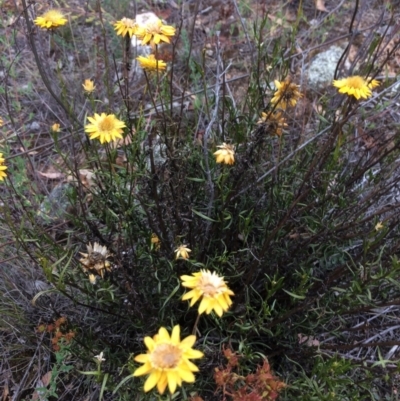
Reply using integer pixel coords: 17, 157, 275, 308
30, 121, 41, 131
308, 46, 344, 90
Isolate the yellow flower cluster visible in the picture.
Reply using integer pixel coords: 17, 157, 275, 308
257, 111, 288, 137
0, 153, 7, 181
333, 75, 379, 100
180, 270, 234, 317
137, 54, 167, 71
133, 325, 203, 395
34, 9, 67, 30
214, 143, 235, 165
271, 78, 302, 110
84, 113, 126, 144
82, 79, 96, 94
133, 238, 235, 395
114, 16, 175, 72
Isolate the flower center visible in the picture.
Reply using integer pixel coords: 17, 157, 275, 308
346, 76, 364, 88
121, 18, 135, 28
151, 343, 182, 369
146, 22, 161, 34
46, 11, 62, 22
98, 116, 114, 132
199, 274, 224, 297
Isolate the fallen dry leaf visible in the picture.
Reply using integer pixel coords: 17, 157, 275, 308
315, 0, 328, 12
37, 171, 65, 180
41, 371, 52, 387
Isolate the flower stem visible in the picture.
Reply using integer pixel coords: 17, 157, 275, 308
192, 314, 201, 336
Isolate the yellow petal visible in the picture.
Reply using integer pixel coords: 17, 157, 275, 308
144, 370, 162, 392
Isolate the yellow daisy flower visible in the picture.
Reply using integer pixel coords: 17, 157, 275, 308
113, 17, 138, 38
214, 143, 235, 165
180, 270, 234, 317
133, 325, 204, 395
82, 79, 96, 93
257, 111, 288, 137
0, 153, 7, 181
79, 242, 112, 279
333, 76, 380, 100
271, 78, 302, 109
84, 113, 126, 144
151, 233, 161, 251
34, 9, 67, 30
135, 18, 176, 47
51, 123, 60, 133
175, 245, 191, 260
136, 54, 167, 71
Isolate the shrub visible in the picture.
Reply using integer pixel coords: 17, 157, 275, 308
1, 0, 400, 399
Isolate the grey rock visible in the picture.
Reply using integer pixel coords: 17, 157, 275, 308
308, 46, 344, 90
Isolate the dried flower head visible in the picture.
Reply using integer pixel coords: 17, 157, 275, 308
214, 143, 235, 165
114, 17, 138, 38
0, 117, 4, 127
180, 270, 234, 316
257, 111, 288, 137
136, 54, 167, 71
333, 75, 380, 100
79, 242, 112, 279
82, 79, 96, 93
0, 153, 7, 181
375, 221, 384, 231
271, 78, 302, 109
135, 18, 176, 47
94, 351, 106, 363
133, 325, 203, 394
175, 245, 191, 260
84, 113, 126, 144
34, 9, 67, 30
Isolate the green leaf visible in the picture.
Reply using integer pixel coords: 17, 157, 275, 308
282, 289, 306, 299
192, 209, 218, 222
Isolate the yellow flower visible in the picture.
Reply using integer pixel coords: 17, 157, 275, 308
214, 143, 235, 165
84, 113, 126, 144
333, 76, 380, 100
133, 325, 203, 394
114, 17, 138, 38
135, 18, 176, 47
0, 153, 7, 181
82, 79, 96, 93
136, 54, 167, 71
375, 221, 384, 231
271, 79, 302, 109
257, 111, 288, 137
151, 233, 161, 251
0, 117, 4, 127
51, 123, 60, 132
34, 9, 67, 30
79, 242, 112, 279
175, 245, 191, 260
180, 270, 234, 317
